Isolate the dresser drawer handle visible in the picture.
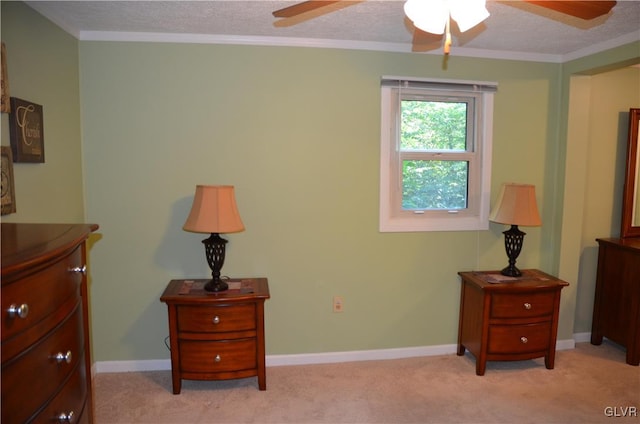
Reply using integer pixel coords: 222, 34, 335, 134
7, 303, 29, 319
57, 411, 74, 423
53, 350, 73, 364
68, 265, 86, 274
214, 354, 221, 363
212, 316, 221, 324
523, 302, 532, 310
520, 336, 528, 344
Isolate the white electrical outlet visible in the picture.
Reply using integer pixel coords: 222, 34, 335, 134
333, 296, 344, 313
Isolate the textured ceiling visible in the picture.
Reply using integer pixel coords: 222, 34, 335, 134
25, 0, 640, 61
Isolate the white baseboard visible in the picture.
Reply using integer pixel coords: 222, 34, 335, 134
94, 337, 579, 374
556, 338, 575, 350
572, 332, 591, 343
95, 359, 171, 374
266, 343, 458, 367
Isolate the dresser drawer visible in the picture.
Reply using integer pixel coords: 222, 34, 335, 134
1, 304, 84, 424
490, 291, 555, 319
177, 303, 256, 333
32, 354, 88, 424
179, 339, 257, 373
488, 322, 552, 354
1, 246, 83, 344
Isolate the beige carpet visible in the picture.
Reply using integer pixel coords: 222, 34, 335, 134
93, 341, 639, 423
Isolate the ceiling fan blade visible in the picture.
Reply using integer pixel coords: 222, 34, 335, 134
273, 1, 342, 18
523, 1, 616, 20
412, 28, 443, 53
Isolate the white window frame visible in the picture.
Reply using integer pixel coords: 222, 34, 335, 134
380, 76, 496, 232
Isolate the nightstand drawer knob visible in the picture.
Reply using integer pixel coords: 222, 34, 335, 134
523, 302, 532, 310
520, 336, 528, 344
7, 303, 29, 319
214, 354, 221, 362
212, 316, 220, 324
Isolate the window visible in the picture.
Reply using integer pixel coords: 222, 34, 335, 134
380, 77, 496, 232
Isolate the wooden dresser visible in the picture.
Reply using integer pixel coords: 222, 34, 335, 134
1, 223, 98, 423
457, 269, 569, 375
160, 278, 270, 394
591, 238, 640, 366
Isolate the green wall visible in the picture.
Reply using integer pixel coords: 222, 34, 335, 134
1, 1, 85, 222
3, 1, 639, 363
578, 66, 640, 332
562, 65, 640, 335
78, 43, 564, 360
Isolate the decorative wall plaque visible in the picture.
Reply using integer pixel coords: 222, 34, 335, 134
1, 43, 9, 113
9, 97, 45, 162
1, 146, 16, 215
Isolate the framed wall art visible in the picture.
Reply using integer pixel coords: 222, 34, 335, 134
1, 42, 9, 113
1, 146, 16, 215
9, 97, 44, 162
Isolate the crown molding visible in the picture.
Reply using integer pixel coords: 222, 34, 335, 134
79, 30, 565, 62
77, 29, 639, 64
561, 30, 640, 62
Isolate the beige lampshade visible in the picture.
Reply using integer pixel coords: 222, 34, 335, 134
183, 185, 245, 234
489, 183, 542, 226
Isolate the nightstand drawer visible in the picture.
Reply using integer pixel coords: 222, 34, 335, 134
488, 322, 551, 354
179, 339, 257, 373
177, 304, 256, 333
490, 292, 555, 319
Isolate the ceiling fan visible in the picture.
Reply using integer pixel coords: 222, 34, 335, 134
272, 1, 617, 54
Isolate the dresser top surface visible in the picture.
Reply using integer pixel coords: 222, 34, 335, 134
596, 237, 640, 251
1, 223, 98, 279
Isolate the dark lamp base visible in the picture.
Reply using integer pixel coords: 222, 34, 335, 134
204, 278, 228, 292
500, 225, 526, 279
202, 233, 229, 292
500, 265, 522, 277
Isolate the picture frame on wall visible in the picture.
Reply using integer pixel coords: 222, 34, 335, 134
1, 42, 9, 113
1, 146, 17, 215
9, 97, 45, 162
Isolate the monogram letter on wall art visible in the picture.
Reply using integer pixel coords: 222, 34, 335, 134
9, 97, 45, 163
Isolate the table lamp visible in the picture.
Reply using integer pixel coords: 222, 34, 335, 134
489, 183, 542, 277
183, 185, 245, 292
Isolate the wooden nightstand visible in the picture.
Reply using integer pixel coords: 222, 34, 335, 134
457, 270, 568, 375
160, 278, 270, 393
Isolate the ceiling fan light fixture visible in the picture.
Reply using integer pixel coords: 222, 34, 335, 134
449, 0, 490, 32
404, 0, 490, 35
404, 0, 448, 35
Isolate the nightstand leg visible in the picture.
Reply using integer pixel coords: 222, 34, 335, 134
545, 352, 556, 370
172, 375, 182, 394
166, 305, 182, 394
256, 349, 266, 390
257, 302, 267, 390
476, 359, 486, 376
457, 344, 466, 356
